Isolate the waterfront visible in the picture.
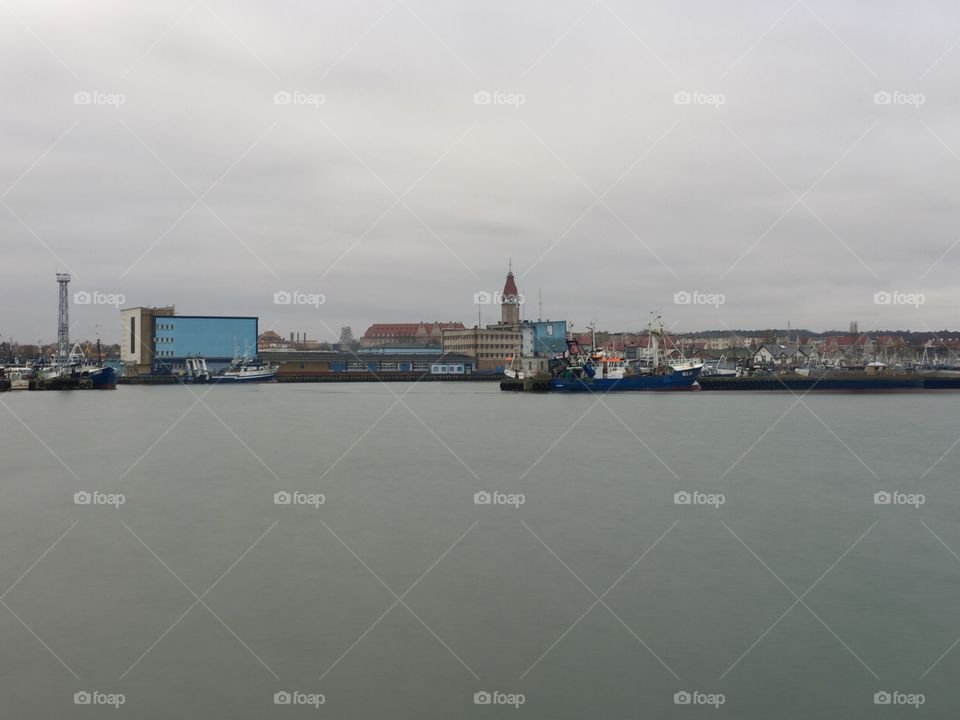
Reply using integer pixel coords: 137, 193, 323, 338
1, 384, 959, 718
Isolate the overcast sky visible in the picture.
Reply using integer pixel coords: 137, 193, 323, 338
2, 0, 959, 344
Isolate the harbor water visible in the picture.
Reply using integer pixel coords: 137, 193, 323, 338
1, 383, 959, 718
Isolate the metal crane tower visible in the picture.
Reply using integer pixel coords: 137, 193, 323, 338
56, 273, 70, 367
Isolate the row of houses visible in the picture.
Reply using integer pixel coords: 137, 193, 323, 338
748, 335, 960, 369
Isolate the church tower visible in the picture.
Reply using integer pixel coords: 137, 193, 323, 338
500, 261, 521, 326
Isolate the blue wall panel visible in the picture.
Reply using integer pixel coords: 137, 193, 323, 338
154, 317, 257, 360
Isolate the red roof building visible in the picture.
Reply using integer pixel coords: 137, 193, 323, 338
359, 321, 465, 348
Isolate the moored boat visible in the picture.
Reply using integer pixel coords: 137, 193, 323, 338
211, 358, 278, 383
2, 364, 35, 390
31, 343, 117, 390
547, 315, 703, 392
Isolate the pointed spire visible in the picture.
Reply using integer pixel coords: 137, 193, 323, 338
501, 260, 520, 326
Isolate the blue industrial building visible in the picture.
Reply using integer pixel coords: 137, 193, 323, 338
120, 307, 258, 375
153, 316, 258, 363
522, 320, 568, 357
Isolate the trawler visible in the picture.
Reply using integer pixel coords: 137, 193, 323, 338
212, 358, 278, 383
210, 342, 277, 383
33, 342, 117, 390
548, 315, 703, 392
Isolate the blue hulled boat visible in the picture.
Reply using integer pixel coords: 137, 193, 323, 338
547, 316, 703, 393
550, 365, 702, 392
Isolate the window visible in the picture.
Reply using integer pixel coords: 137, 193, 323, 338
130, 317, 136, 354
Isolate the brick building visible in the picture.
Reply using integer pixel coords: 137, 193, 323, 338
359, 321, 465, 348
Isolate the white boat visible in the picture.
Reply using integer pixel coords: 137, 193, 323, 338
701, 354, 739, 377
3, 365, 35, 390
210, 340, 278, 384
212, 359, 277, 383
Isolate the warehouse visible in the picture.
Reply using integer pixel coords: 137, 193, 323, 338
120, 306, 258, 376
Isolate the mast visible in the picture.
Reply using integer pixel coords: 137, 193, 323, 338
56, 273, 70, 368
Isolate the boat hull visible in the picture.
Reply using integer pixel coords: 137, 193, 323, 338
29, 365, 117, 390
89, 366, 118, 389
210, 369, 278, 384
550, 367, 702, 392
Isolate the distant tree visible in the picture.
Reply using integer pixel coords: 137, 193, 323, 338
339, 326, 354, 345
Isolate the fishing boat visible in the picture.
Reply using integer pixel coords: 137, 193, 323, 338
701, 354, 739, 377
2, 364, 35, 390
32, 342, 117, 390
209, 340, 278, 384
212, 359, 277, 383
547, 315, 703, 392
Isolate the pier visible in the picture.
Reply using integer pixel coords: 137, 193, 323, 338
500, 373, 960, 393
697, 374, 960, 391
278, 372, 500, 383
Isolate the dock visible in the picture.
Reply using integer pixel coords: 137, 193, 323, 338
697, 374, 960, 391
277, 372, 501, 383
116, 372, 503, 385
500, 373, 960, 393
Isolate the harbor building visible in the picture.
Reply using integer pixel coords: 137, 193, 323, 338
521, 319, 567, 356
259, 347, 476, 377
441, 326, 521, 373
359, 322, 465, 348
441, 266, 544, 373
120, 306, 258, 376
514, 319, 569, 376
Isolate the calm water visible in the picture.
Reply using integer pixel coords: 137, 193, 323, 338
1, 383, 959, 718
